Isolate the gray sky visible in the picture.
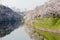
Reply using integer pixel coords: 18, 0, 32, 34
2, 0, 48, 11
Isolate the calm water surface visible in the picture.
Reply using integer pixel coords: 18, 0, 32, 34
0, 26, 31, 40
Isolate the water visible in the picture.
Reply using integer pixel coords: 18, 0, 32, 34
0, 26, 31, 40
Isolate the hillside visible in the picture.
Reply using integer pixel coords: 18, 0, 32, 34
0, 5, 23, 37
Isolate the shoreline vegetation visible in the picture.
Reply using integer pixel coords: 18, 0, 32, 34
24, 0, 60, 40
24, 21, 60, 40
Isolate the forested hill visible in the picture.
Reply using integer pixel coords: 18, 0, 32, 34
0, 5, 23, 37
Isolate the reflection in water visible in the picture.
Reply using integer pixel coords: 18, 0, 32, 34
0, 26, 31, 40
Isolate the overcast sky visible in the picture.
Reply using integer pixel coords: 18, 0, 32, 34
1, 0, 48, 11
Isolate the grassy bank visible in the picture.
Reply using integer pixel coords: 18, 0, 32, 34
36, 29, 60, 40
32, 17, 60, 29
31, 17, 60, 40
